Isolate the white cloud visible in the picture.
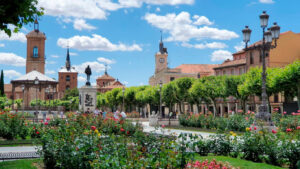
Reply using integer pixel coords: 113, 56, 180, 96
97, 57, 115, 64
234, 41, 245, 52
70, 52, 78, 56
46, 69, 56, 75
156, 7, 161, 12
51, 55, 60, 58
73, 19, 96, 31
74, 61, 105, 74
38, 0, 107, 20
259, 0, 274, 4
0, 43, 4, 47
0, 53, 26, 67
123, 81, 128, 85
46, 61, 56, 64
78, 76, 86, 82
57, 34, 142, 52
144, 12, 238, 42
0, 31, 26, 42
193, 15, 213, 26
182, 42, 227, 49
4, 70, 22, 79
211, 50, 233, 62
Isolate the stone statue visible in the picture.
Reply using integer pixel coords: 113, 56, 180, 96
85, 65, 92, 86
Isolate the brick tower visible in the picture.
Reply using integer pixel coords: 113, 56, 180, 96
58, 47, 78, 98
155, 32, 168, 73
26, 19, 46, 74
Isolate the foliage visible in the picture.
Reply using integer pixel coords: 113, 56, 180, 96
0, 70, 4, 97
0, 0, 44, 36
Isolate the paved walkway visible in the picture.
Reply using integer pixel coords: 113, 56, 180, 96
0, 146, 39, 153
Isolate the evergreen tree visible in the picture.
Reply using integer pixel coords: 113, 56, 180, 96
0, 70, 3, 96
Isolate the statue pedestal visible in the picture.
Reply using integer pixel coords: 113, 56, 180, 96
79, 85, 97, 113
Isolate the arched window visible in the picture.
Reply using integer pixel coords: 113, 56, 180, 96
250, 52, 254, 64
66, 75, 70, 81
33, 46, 38, 57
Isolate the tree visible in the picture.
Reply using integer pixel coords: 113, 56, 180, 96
144, 86, 160, 113
0, 70, 3, 96
189, 80, 211, 114
174, 77, 195, 113
105, 88, 122, 111
162, 82, 177, 113
0, 0, 43, 36
62, 88, 79, 100
275, 61, 300, 109
124, 87, 137, 112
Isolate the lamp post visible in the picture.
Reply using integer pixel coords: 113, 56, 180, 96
122, 87, 125, 112
21, 84, 25, 115
159, 81, 163, 118
34, 77, 39, 123
242, 11, 280, 126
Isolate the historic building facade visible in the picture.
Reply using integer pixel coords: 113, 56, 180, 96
58, 48, 78, 98
213, 31, 300, 115
149, 37, 217, 86
96, 67, 125, 93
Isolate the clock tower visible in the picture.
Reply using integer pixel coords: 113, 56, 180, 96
155, 34, 168, 73
26, 19, 46, 74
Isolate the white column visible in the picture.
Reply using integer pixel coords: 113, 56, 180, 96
235, 103, 238, 113
227, 103, 231, 115
220, 104, 224, 117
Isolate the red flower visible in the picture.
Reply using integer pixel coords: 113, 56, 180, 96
283, 111, 287, 114
286, 128, 292, 132
46, 117, 50, 121
161, 125, 165, 128
36, 131, 40, 134
249, 127, 252, 131
127, 131, 130, 135
272, 129, 277, 134
292, 112, 295, 115
297, 126, 300, 130
254, 127, 257, 130
91, 126, 96, 131
120, 128, 125, 132
44, 122, 48, 125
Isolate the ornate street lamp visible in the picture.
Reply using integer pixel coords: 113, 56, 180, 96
159, 81, 163, 118
242, 11, 280, 127
122, 87, 125, 112
34, 77, 39, 123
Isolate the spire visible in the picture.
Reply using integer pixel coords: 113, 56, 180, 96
66, 45, 71, 71
104, 64, 108, 75
34, 17, 39, 32
159, 30, 164, 53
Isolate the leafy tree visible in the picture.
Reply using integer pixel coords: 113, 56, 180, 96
97, 93, 107, 110
62, 88, 79, 100
0, 0, 44, 36
0, 70, 4, 96
174, 77, 195, 113
105, 88, 122, 111
162, 82, 177, 113
189, 80, 211, 114
143, 85, 160, 113
275, 61, 300, 109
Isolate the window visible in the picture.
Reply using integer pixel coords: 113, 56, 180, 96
33, 46, 38, 57
66, 75, 70, 81
259, 51, 262, 62
250, 52, 254, 64
170, 77, 175, 81
197, 73, 200, 78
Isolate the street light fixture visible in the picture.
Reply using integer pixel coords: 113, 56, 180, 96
242, 11, 280, 126
159, 81, 163, 118
34, 77, 39, 123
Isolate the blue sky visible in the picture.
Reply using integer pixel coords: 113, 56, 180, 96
1, 0, 300, 87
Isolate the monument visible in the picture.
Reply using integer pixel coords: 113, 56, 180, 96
79, 65, 97, 113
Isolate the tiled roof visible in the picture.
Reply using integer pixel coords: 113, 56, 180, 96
13, 71, 56, 82
214, 58, 246, 69
97, 73, 115, 80
176, 64, 217, 75
26, 30, 46, 38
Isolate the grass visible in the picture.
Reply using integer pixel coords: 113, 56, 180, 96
0, 138, 36, 147
0, 159, 43, 169
194, 155, 285, 169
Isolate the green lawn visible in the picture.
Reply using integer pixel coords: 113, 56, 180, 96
0, 139, 36, 147
0, 159, 42, 169
165, 125, 244, 134
194, 155, 285, 169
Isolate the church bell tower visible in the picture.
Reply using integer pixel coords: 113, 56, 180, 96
155, 31, 168, 74
26, 19, 46, 74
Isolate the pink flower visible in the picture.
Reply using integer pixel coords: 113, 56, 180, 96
252, 112, 255, 115
286, 128, 293, 132
272, 129, 277, 134
283, 111, 287, 114
245, 117, 249, 120
44, 122, 48, 125
297, 126, 300, 130
254, 127, 257, 130
120, 128, 125, 132
292, 112, 295, 115
46, 117, 50, 121
247, 110, 251, 114
298, 110, 300, 113
161, 125, 165, 128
